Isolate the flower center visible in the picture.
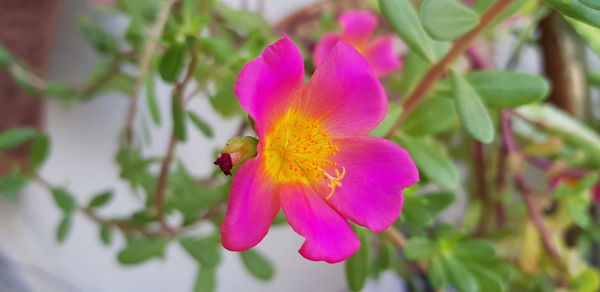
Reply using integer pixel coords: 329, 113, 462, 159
263, 110, 345, 198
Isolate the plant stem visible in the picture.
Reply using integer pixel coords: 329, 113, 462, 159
123, 0, 177, 145
385, 0, 516, 139
501, 110, 568, 287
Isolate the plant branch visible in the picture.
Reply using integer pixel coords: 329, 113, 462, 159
123, 0, 177, 145
385, 0, 516, 139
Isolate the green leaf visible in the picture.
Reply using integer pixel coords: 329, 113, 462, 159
453, 239, 496, 261
159, 43, 186, 83
180, 235, 221, 268
99, 224, 113, 246
443, 256, 478, 292
87, 190, 113, 208
572, 268, 600, 292
0, 170, 29, 199
568, 19, 600, 56
405, 237, 437, 260
0, 45, 13, 66
56, 215, 73, 243
79, 16, 119, 55
145, 75, 161, 125
172, 93, 187, 141
345, 228, 370, 291
420, 0, 479, 41
465, 262, 507, 292
398, 51, 429, 95
0, 127, 36, 150
465, 71, 550, 108
240, 250, 275, 281
543, 0, 600, 28
214, 3, 269, 36
369, 105, 402, 137
580, 0, 600, 10
591, 71, 600, 88
423, 192, 456, 214
428, 257, 448, 289
379, 0, 437, 61
376, 240, 397, 271
51, 188, 76, 215
402, 97, 456, 136
188, 112, 214, 138
451, 70, 494, 143
210, 73, 241, 117
194, 266, 216, 292
30, 134, 50, 168
398, 135, 459, 189
117, 238, 169, 265
403, 196, 435, 226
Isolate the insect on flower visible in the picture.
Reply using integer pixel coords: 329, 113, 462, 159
220, 35, 418, 263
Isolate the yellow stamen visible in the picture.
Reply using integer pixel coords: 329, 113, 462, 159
324, 167, 346, 199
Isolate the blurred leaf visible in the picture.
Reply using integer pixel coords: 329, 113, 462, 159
399, 135, 459, 189
214, 3, 269, 36
172, 93, 187, 141
424, 192, 456, 214
0, 127, 36, 150
79, 16, 119, 55
369, 105, 402, 137
572, 268, 600, 292
180, 235, 221, 268
443, 256, 478, 292
543, 0, 600, 28
210, 73, 241, 117
451, 70, 494, 143
420, 0, 479, 41
116, 148, 156, 187
0, 45, 13, 66
379, 0, 437, 61
590, 71, 600, 87
428, 257, 448, 289
51, 187, 76, 215
0, 170, 29, 199
30, 134, 50, 168
99, 224, 113, 246
405, 237, 437, 260
465, 71, 550, 108
402, 97, 456, 136
568, 19, 600, 56
188, 111, 214, 138
516, 104, 600, 167
117, 238, 169, 265
345, 228, 370, 291
160, 43, 186, 83
398, 51, 429, 96
56, 215, 73, 243
88, 190, 113, 208
194, 266, 216, 292
240, 249, 275, 281
145, 75, 161, 125
200, 37, 235, 64
465, 262, 507, 292
376, 240, 397, 272
453, 239, 496, 261
580, 0, 600, 10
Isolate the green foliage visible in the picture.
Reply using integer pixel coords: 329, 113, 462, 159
145, 74, 161, 125
56, 215, 73, 243
79, 16, 119, 56
420, 0, 479, 41
88, 190, 113, 208
398, 135, 459, 189
180, 234, 221, 268
465, 71, 550, 108
451, 70, 495, 143
240, 249, 275, 281
0, 127, 36, 150
172, 93, 187, 141
0, 170, 29, 199
188, 111, 214, 138
194, 266, 216, 292
117, 238, 170, 265
543, 0, 600, 28
30, 134, 50, 168
401, 97, 456, 136
51, 188, 77, 215
345, 227, 370, 291
0, 44, 13, 66
160, 44, 187, 83
403, 192, 455, 226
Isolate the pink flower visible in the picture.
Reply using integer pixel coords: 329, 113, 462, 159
313, 10, 402, 77
220, 35, 418, 263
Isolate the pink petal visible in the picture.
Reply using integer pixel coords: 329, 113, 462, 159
221, 158, 280, 251
304, 42, 387, 136
280, 184, 360, 263
339, 10, 378, 44
234, 36, 305, 136
313, 33, 341, 67
364, 37, 402, 76
593, 183, 600, 203
326, 136, 419, 232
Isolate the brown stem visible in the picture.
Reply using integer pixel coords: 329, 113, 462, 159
123, 0, 177, 145
501, 110, 568, 287
472, 141, 491, 236
385, 0, 516, 139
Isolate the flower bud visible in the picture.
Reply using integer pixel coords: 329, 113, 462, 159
214, 136, 258, 175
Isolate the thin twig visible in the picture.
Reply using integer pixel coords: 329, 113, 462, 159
123, 0, 177, 145
385, 0, 516, 139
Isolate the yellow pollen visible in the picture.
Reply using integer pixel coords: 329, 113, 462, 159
263, 110, 345, 198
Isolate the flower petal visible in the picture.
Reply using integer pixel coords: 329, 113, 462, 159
339, 10, 378, 43
364, 37, 402, 76
313, 33, 341, 67
221, 158, 280, 251
304, 42, 387, 136
234, 36, 304, 136
326, 136, 419, 232
280, 184, 360, 263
